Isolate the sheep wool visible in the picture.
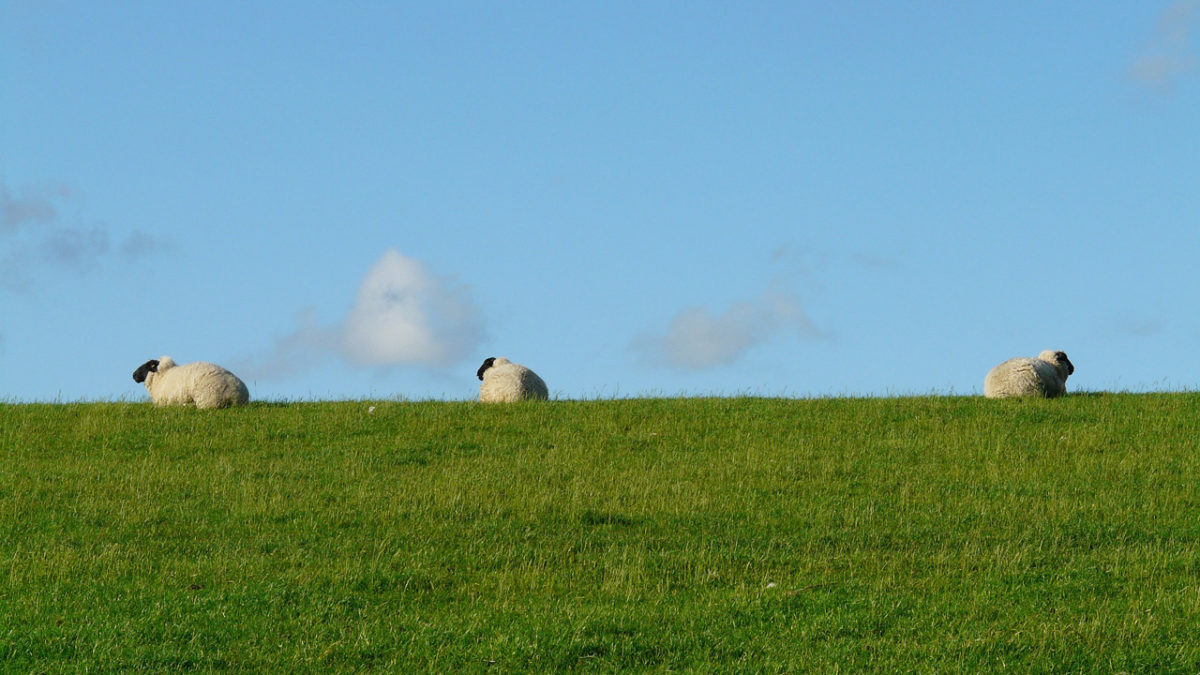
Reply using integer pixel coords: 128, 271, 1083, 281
132, 356, 250, 409
984, 350, 1074, 399
477, 357, 549, 403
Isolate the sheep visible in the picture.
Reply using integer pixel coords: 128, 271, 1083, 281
984, 350, 1074, 399
476, 357, 549, 402
131, 356, 250, 409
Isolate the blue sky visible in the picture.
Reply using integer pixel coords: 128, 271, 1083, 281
2, 2, 1198, 402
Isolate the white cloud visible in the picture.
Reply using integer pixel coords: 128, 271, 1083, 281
632, 287, 825, 370
243, 249, 486, 380
341, 249, 484, 367
1128, 0, 1199, 91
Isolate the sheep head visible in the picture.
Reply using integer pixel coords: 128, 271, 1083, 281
1055, 351, 1074, 376
132, 359, 160, 383
477, 357, 496, 381
1039, 350, 1074, 377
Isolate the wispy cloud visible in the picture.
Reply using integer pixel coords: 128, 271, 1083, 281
1, 180, 169, 291
1112, 315, 1165, 337
118, 230, 168, 261
236, 309, 339, 380
39, 227, 111, 272
632, 286, 826, 370
240, 249, 486, 380
850, 251, 897, 269
771, 242, 897, 276
1, 182, 69, 232
1128, 0, 1199, 91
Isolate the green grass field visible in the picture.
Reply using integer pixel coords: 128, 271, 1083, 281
3, 394, 1200, 672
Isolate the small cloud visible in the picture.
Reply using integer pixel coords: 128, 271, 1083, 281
243, 249, 486, 380
39, 226, 110, 272
851, 251, 896, 269
769, 243, 826, 277
118, 230, 169, 260
632, 286, 825, 370
1128, 0, 1199, 91
0, 182, 69, 232
341, 249, 484, 367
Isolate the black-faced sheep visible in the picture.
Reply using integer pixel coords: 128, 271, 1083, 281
476, 357, 548, 402
984, 350, 1074, 398
132, 356, 250, 408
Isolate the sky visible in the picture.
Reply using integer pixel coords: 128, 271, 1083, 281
2, 1, 1198, 402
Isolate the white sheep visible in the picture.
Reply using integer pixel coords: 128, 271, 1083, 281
476, 357, 549, 402
984, 350, 1074, 399
131, 356, 250, 409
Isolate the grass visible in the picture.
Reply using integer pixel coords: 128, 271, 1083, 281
2, 394, 1200, 672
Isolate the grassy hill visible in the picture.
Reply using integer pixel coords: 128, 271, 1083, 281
3, 394, 1200, 672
